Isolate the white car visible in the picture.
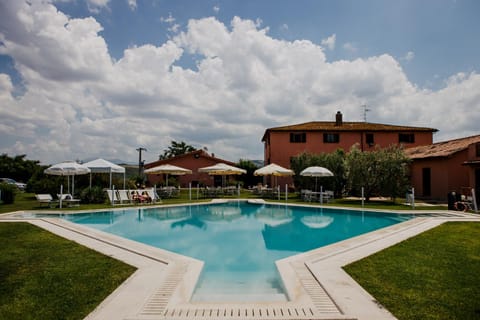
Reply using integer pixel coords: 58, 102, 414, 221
0, 178, 27, 191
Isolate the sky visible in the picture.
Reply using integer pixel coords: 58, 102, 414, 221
0, 0, 479, 165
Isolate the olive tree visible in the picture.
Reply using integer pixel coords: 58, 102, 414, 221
345, 144, 410, 201
290, 149, 346, 196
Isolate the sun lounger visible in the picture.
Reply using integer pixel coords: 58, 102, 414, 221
145, 188, 161, 203
117, 189, 131, 204
105, 190, 120, 205
35, 194, 58, 207
57, 193, 80, 207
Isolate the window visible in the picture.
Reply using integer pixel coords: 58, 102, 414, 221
399, 133, 415, 143
366, 133, 374, 146
290, 132, 306, 143
323, 133, 339, 143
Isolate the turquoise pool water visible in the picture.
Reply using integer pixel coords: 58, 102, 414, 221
57, 202, 411, 301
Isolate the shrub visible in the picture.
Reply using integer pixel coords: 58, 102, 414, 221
0, 183, 17, 204
80, 186, 106, 204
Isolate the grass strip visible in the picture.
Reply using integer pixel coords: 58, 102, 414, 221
0, 192, 448, 215
0, 222, 136, 320
344, 222, 480, 320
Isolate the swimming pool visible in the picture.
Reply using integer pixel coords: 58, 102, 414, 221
57, 202, 411, 302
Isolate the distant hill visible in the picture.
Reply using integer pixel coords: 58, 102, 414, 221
250, 160, 265, 168
80, 158, 137, 166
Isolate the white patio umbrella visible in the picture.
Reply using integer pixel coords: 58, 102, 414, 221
254, 163, 294, 187
144, 164, 192, 186
198, 163, 246, 187
198, 163, 246, 175
83, 158, 126, 189
300, 166, 334, 191
44, 161, 90, 208
254, 163, 294, 177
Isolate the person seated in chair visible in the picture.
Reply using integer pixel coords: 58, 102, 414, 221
131, 190, 143, 203
141, 191, 152, 203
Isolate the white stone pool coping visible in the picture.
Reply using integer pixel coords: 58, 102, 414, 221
1, 201, 479, 320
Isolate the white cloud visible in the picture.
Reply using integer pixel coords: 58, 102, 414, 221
86, 0, 110, 13
321, 34, 336, 51
127, 0, 137, 11
168, 23, 181, 33
343, 42, 358, 53
160, 12, 180, 34
0, 2, 478, 165
160, 13, 176, 24
280, 23, 289, 31
213, 5, 220, 13
404, 51, 415, 62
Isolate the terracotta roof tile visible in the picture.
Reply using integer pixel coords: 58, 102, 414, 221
405, 134, 480, 159
262, 121, 437, 141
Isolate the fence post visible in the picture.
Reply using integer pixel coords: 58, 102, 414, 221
411, 187, 415, 209
472, 188, 478, 213
361, 187, 364, 208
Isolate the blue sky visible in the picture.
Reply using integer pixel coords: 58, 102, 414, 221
0, 0, 479, 164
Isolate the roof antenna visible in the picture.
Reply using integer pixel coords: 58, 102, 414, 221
362, 104, 371, 122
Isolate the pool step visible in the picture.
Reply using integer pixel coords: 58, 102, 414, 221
191, 293, 288, 303
192, 276, 286, 302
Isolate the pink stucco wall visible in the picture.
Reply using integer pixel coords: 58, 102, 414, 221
265, 130, 433, 169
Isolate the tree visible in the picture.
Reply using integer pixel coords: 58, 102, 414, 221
345, 145, 410, 201
236, 159, 262, 188
345, 145, 379, 201
290, 149, 346, 196
158, 141, 196, 160
0, 154, 41, 183
376, 145, 411, 201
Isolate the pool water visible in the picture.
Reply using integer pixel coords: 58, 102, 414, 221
60, 202, 411, 301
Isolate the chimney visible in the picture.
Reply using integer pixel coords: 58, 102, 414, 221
335, 111, 343, 126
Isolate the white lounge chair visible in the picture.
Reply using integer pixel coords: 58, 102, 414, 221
35, 194, 58, 207
57, 193, 81, 207
105, 190, 120, 205
117, 189, 131, 204
145, 188, 161, 203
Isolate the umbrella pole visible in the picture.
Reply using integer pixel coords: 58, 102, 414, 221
59, 184, 63, 208
90, 173, 92, 189
72, 175, 75, 196
109, 171, 112, 189
166, 173, 169, 187
320, 185, 323, 205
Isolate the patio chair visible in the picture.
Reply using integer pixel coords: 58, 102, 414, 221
117, 189, 131, 204
139, 190, 153, 203
105, 190, 120, 205
57, 193, 81, 207
35, 194, 58, 208
145, 188, 161, 203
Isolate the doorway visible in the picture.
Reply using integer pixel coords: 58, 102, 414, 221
422, 168, 431, 197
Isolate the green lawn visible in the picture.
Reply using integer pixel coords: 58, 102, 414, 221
0, 191, 448, 215
0, 223, 136, 320
344, 222, 480, 320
